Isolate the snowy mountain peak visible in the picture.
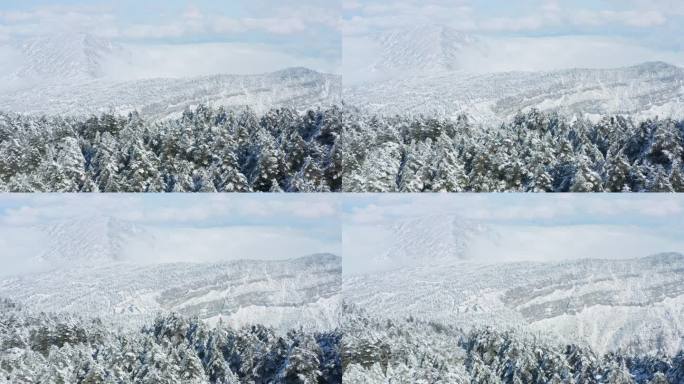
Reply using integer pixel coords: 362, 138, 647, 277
384, 215, 495, 267
14, 32, 123, 83
36, 216, 147, 265
373, 24, 478, 74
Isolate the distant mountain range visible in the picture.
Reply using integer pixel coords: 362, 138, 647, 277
35, 216, 148, 264
0, 216, 341, 331
345, 25, 684, 123
2, 31, 683, 123
345, 60, 684, 124
0, 33, 341, 118
0, 253, 341, 332
12, 32, 125, 83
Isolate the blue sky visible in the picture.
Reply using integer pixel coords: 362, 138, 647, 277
0, 0, 341, 74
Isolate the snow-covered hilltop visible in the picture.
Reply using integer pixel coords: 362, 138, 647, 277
0, 216, 342, 332
346, 251, 684, 355
0, 33, 341, 118
344, 25, 684, 124
0, 253, 342, 332
344, 215, 684, 356
345, 61, 684, 124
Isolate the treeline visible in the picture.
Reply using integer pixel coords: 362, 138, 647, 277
342, 304, 684, 383
3, 298, 683, 383
0, 106, 341, 192
342, 109, 684, 192
1, 106, 683, 192
0, 298, 341, 383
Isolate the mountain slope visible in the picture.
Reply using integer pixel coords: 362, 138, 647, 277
0, 33, 341, 118
344, 252, 684, 355
0, 67, 342, 118
345, 61, 684, 123
0, 253, 342, 332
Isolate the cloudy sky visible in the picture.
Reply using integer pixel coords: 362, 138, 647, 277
343, 0, 684, 79
343, 194, 684, 274
0, 0, 341, 77
0, 194, 341, 275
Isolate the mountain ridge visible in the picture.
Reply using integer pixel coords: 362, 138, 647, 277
0, 252, 342, 331
345, 251, 684, 355
345, 60, 684, 123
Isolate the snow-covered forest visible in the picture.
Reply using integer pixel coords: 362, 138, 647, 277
342, 304, 684, 384
0, 106, 341, 192
1, 105, 682, 192
0, 298, 342, 384
343, 109, 684, 192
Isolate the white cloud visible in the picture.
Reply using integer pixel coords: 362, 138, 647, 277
345, 195, 684, 225
0, 196, 341, 275
128, 226, 339, 264
344, 0, 672, 35
343, 220, 684, 275
0, 195, 339, 227
467, 224, 684, 264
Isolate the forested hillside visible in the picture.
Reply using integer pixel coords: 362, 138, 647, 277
0, 106, 342, 192
0, 298, 342, 383
1, 105, 682, 192
342, 304, 684, 384
342, 109, 684, 192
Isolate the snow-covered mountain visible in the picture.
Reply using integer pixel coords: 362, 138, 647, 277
0, 66, 341, 118
34, 216, 148, 265
345, 252, 684, 355
345, 61, 684, 123
371, 25, 478, 75
373, 215, 497, 268
0, 253, 342, 332
12, 32, 125, 84
0, 33, 341, 118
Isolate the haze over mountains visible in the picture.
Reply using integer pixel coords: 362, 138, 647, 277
1, 29, 682, 124
0, 216, 342, 332
35, 216, 148, 265
344, 25, 684, 124
0, 33, 342, 118
10, 33, 126, 85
